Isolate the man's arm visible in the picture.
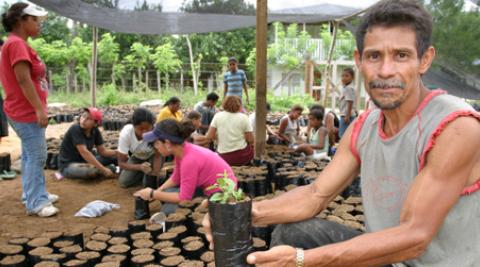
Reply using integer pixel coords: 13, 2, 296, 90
224, 83, 228, 98
97, 144, 116, 158
325, 113, 337, 146
255, 124, 360, 225
277, 118, 290, 142
76, 144, 112, 176
243, 80, 249, 104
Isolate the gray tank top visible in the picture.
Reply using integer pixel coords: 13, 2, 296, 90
351, 90, 480, 267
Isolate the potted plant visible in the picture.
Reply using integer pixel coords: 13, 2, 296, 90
207, 171, 253, 267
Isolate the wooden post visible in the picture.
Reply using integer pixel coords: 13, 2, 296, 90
323, 22, 338, 108
91, 27, 98, 107
304, 56, 313, 95
255, 0, 268, 160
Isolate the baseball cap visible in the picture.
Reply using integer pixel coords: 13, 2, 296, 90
84, 107, 103, 124
22, 4, 48, 19
143, 121, 185, 144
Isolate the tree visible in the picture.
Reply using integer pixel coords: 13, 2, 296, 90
152, 42, 183, 91
98, 33, 120, 85
126, 42, 152, 91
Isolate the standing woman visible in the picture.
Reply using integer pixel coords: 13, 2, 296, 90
0, 3, 58, 217
134, 119, 237, 214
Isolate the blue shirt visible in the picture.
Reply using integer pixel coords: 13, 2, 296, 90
224, 69, 247, 99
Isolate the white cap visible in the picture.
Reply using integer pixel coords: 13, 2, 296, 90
22, 4, 48, 19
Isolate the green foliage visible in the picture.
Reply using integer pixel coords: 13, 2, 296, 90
207, 170, 245, 204
152, 42, 182, 73
181, 0, 255, 15
98, 33, 120, 65
98, 84, 120, 106
129, 42, 152, 70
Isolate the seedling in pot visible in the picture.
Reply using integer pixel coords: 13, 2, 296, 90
208, 170, 253, 267
207, 170, 246, 204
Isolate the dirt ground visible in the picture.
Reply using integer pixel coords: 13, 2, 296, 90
0, 123, 160, 244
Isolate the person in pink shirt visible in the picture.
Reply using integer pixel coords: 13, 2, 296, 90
134, 119, 237, 214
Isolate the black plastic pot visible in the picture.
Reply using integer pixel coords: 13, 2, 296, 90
254, 178, 267, 196
0, 245, 24, 260
59, 245, 82, 261
128, 221, 147, 235
251, 226, 271, 247
106, 244, 130, 256
109, 226, 129, 238
182, 240, 205, 261
144, 176, 158, 190
107, 237, 128, 246
252, 238, 268, 252
134, 197, 150, 220
160, 255, 185, 267
39, 253, 67, 264
101, 254, 128, 267
28, 247, 53, 266
52, 240, 74, 253
40, 231, 63, 242
7, 239, 28, 257
62, 259, 88, 267
158, 247, 181, 261
131, 254, 155, 267
85, 241, 107, 256
165, 213, 187, 230
208, 199, 253, 267
167, 226, 188, 246
33, 261, 60, 267
75, 251, 101, 267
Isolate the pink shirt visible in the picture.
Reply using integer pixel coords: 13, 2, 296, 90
171, 142, 237, 201
0, 33, 48, 123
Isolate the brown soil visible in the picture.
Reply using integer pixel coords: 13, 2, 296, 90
166, 213, 186, 222
40, 253, 66, 262
29, 247, 54, 256
63, 259, 87, 267
130, 232, 151, 241
94, 226, 110, 234
85, 240, 107, 251
144, 265, 162, 267
107, 244, 130, 254
253, 237, 266, 248
181, 236, 201, 244
129, 220, 146, 227
161, 255, 185, 266
157, 232, 177, 241
131, 254, 155, 264
152, 241, 173, 250
0, 255, 25, 265
34, 261, 60, 267
40, 231, 63, 240
107, 237, 128, 246
53, 240, 74, 249
169, 225, 187, 234
159, 247, 181, 257
207, 262, 215, 267
95, 262, 120, 267
109, 226, 128, 234
75, 251, 100, 260
200, 251, 214, 263
184, 240, 204, 251
179, 260, 205, 267
102, 254, 127, 263
131, 248, 155, 256
60, 245, 82, 254
0, 244, 23, 255
90, 233, 111, 242
175, 208, 192, 216
133, 239, 154, 249
145, 223, 163, 232
28, 237, 51, 248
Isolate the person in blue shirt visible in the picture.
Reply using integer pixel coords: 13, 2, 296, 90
223, 57, 249, 106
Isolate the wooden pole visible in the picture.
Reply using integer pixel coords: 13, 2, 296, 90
91, 27, 98, 107
254, 0, 268, 160
323, 21, 338, 107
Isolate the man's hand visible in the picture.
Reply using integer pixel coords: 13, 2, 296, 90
101, 167, 114, 178
36, 110, 49, 128
344, 116, 351, 125
202, 200, 260, 250
247, 245, 297, 267
134, 187, 154, 201
140, 162, 152, 174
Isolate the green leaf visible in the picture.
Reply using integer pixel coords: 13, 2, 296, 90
209, 192, 223, 202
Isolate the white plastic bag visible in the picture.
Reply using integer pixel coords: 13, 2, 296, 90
75, 200, 120, 218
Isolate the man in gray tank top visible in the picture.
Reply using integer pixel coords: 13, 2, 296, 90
200, 1, 480, 266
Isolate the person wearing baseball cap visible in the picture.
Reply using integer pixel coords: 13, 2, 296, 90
57, 107, 117, 180
0, 3, 54, 217
134, 119, 237, 215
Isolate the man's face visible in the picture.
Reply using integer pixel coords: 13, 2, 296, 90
80, 111, 96, 129
228, 61, 238, 72
207, 100, 216, 107
341, 71, 353, 86
355, 25, 434, 110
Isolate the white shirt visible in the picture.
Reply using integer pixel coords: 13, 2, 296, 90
118, 124, 142, 155
211, 111, 253, 154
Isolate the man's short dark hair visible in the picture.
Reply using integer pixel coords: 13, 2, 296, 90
228, 57, 238, 63
355, 0, 433, 58
343, 67, 355, 78
206, 92, 219, 102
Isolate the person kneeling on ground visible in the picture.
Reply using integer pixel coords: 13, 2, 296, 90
117, 108, 164, 188
134, 119, 238, 215
277, 104, 303, 146
295, 109, 329, 160
58, 108, 117, 179
197, 95, 254, 166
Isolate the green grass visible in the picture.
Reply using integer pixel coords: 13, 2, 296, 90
48, 84, 319, 112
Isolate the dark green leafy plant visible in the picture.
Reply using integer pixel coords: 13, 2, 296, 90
207, 170, 245, 204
